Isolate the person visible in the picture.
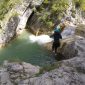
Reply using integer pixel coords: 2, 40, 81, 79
54, 23, 65, 33
51, 23, 65, 54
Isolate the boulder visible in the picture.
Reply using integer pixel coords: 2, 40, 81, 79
59, 37, 77, 59
0, 61, 40, 85
5, 62, 40, 84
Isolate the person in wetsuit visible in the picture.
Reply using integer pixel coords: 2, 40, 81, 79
52, 31, 62, 53
51, 23, 65, 54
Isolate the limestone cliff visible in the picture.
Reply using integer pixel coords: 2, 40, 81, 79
0, 0, 44, 47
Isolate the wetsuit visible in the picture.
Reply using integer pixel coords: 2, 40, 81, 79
52, 30, 62, 53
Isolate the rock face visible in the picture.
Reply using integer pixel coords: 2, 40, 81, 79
0, 61, 40, 85
75, 24, 85, 37
0, 16, 20, 46
0, 0, 44, 47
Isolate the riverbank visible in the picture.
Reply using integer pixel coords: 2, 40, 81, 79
0, 24, 85, 85
0, 30, 55, 66
0, 34, 85, 85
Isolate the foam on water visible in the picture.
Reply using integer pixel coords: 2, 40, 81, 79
0, 30, 54, 66
29, 34, 53, 44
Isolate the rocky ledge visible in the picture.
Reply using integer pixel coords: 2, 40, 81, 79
0, 29, 85, 85
0, 61, 40, 85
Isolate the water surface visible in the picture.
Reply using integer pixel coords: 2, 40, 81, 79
0, 31, 54, 66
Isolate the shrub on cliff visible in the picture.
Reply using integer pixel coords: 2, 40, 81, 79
0, 0, 20, 20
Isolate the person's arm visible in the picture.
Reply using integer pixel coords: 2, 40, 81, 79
50, 33, 54, 38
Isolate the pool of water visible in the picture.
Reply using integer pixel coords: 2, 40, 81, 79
0, 31, 54, 66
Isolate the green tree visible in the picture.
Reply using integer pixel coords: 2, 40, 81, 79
36, 0, 68, 28
0, 0, 20, 20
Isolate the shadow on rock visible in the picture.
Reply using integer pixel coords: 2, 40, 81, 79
54, 53, 65, 61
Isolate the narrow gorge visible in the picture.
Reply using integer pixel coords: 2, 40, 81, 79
0, 0, 85, 85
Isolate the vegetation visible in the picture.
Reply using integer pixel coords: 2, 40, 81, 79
35, 0, 85, 29
0, 0, 20, 20
0, 0, 85, 27
36, 61, 62, 76
36, 0, 69, 28
73, 0, 85, 10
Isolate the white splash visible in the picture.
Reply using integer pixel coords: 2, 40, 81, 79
29, 34, 53, 44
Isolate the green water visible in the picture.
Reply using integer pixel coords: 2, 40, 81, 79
0, 31, 54, 66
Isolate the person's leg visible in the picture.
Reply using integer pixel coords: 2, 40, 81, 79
54, 40, 60, 54
53, 42, 57, 53
52, 42, 55, 52
54, 46, 57, 53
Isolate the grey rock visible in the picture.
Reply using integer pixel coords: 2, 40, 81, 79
0, 68, 13, 85
75, 24, 85, 37
0, 0, 44, 47
22, 62, 40, 76
7, 63, 23, 72
29, 65, 84, 85
0, 16, 19, 45
61, 26, 76, 38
